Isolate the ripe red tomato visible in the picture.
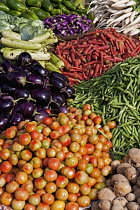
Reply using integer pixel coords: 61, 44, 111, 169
61, 167, 75, 179
0, 161, 12, 173
6, 181, 19, 193
0, 192, 13, 206
24, 203, 36, 210
36, 202, 50, 210
65, 157, 78, 168
55, 189, 68, 201
65, 202, 79, 210
14, 188, 29, 201
55, 176, 68, 188
74, 171, 89, 185
19, 133, 31, 145
48, 158, 61, 170
93, 116, 102, 124
15, 171, 28, 184
28, 194, 41, 206
50, 200, 65, 210
77, 195, 90, 207
45, 182, 57, 194
42, 193, 54, 205
44, 170, 57, 182
79, 183, 91, 195
77, 159, 88, 171
67, 193, 77, 202
34, 177, 46, 189
66, 183, 79, 194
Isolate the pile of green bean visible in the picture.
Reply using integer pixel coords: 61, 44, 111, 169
70, 57, 140, 159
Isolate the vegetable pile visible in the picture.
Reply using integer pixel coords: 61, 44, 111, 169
70, 56, 140, 159
0, 105, 114, 210
43, 14, 92, 36
0, 11, 46, 40
88, 0, 140, 36
0, 0, 91, 21
56, 28, 140, 85
91, 148, 140, 209
0, 52, 75, 131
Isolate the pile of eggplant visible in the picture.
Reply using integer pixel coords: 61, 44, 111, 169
0, 52, 75, 131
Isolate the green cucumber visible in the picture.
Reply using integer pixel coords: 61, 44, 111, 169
28, 30, 51, 43
1, 37, 42, 50
1, 30, 21, 40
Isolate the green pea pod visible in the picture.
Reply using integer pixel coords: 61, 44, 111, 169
0, 2, 10, 12
87, 11, 95, 21
50, 8, 62, 16
21, 10, 40, 20
6, 0, 26, 12
26, 0, 42, 7
58, 3, 70, 14
7, 10, 22, 16
63, 1, 76, 11
41, 0, 53, 12
30, 7, 51, 20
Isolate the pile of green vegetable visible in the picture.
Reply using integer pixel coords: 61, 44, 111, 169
0, 0, 94, 21
70, 57, 140, 160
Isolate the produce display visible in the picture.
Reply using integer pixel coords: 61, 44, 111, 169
88, 0, 140, 35
56, 28, 140, 85
0, 52, 75, 131
0, 0, 140, 209
91, 148, 140, 209
0, 0, 92, 21
70, 57, 140, 159
43, 14, 92, 36
0, 105, 114, 210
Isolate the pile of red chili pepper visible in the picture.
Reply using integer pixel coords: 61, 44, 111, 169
56, 28, 140, 85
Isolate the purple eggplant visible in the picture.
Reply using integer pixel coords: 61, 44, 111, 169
10, 113, 24, 126
6, 71, 26, 87
2, 59, 14, 72
50, 77, 65, 90
62, 85, 75, 98
0, 98, 14, 113
31, 88, 51, 104
16, 52, 32, 66
14, 88, 30, 100
34, 110, 49, 122
1, 84, 15, 95
21, 102, 36, 116
50, 72, 68, 84
31, 64, 49, 77
58, 106, 69, 113
27, 74, 44, 87
0, 113, 11, 130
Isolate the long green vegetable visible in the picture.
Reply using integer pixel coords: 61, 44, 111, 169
70, 57, 140, 160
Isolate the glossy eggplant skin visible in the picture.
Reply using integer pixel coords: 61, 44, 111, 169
0, 113, 11, 131
6, 71, 26, 87
31, 88, 51, 104
31, 64, 49, 77
0, 98, 14, 113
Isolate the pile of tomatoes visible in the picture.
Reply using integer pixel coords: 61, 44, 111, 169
0, 104, 116, 210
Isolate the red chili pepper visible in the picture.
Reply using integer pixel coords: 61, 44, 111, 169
58, 55, 72, 70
